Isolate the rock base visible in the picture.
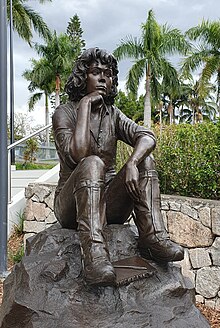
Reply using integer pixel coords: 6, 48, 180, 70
0, 224, 210, 328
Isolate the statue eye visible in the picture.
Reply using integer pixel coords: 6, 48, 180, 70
91, 68, 101, 75
105, 70, 112, 78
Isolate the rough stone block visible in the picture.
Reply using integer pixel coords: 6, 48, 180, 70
196, 295, 204, 304
160, 200, 169, 210
198, 207, 211, 228
189, 248, 212, 269
45, 212, 57, 224
196, 267, 220, 298
24, 184, 35, 199
169, 201, 181, 211
204, 299, 216, 309
210, 237, 220, 266
0, 225, 210, 328
167, 211, 213, 248
32, 202, 51, 222
212, 207, 220, 236
178, 249, 195, 286
32, 184, 51, 203
24, 199, 34, 221
23, 221, 46, 234
216, 297, 220, 311
44, 191, 55, 210
181, 203, 198, 220
161, 210, 167, 231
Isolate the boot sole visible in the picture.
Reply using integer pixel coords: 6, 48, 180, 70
140, 248, 184, 263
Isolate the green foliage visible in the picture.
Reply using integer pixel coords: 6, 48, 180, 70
115, 90, 144, 121
116, 141, 132, 172
153, 122, 220, 199
14, 211, 24, 236
66, 14, 85, 56
9, 245, 24, 264
23, 138, 39, 164
114, 9, 189, 126
7, 0, 52, 43
115, 121, 220, 200
16, 162, 56, 170
8, 211, 25, 265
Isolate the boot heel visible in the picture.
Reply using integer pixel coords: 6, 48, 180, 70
139, 247, 152, 260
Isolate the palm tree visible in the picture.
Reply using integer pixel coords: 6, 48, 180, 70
182, 19, 220, 116
34, 31, 76, 107
178, 80, 217, 124
23, 57, 54, 148
113, 9, 189, 127
7, 0, 52, 43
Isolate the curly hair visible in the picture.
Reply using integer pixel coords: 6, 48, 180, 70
65, 47, 119, 104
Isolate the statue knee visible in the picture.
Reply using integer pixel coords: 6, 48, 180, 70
79, 155, 105, 180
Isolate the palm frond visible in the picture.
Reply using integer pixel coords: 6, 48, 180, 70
113, 36, 143, 60
28, 92, 43, 111
8, 0, 51, 43
126, 59, 146, 95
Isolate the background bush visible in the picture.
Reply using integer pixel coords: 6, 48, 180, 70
153, 121, 220, 200
116, 121, 220, 200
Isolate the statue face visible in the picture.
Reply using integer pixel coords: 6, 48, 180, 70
86, 60, 113, 96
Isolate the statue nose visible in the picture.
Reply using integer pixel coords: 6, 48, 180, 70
99, 72, 106, 82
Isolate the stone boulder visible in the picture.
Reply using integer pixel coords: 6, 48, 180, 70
0, 224, 210, 328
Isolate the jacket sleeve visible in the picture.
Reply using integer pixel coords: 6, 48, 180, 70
52, 104, 77, 169
115, 106, 156, 147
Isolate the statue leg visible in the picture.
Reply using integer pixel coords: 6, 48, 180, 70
54, 155, 116, 286
133, 155, 184, 263
72, 155, 115, 286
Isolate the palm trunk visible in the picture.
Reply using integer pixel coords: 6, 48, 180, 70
45, 92, 50, 159
217, 71, 220, 118
192, 108, 195, 125
168, 102, 173, 125
159, 101, 163, 138
55, 74, 60, 108
144, 64, 151, 128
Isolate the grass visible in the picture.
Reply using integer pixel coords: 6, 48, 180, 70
8, 212, 24, 266
16, 162, 57, 170
7, 212, 24, 266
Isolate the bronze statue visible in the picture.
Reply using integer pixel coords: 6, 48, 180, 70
52, 47, 184, 287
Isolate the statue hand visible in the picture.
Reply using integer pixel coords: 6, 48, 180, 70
125, 162, 140, 201
81, 92, 104, 110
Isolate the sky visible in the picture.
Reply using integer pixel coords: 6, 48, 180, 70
11, 0, 220, 126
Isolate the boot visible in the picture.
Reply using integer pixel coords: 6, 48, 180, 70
134, 170, 184, 263
74, 180, 116, 286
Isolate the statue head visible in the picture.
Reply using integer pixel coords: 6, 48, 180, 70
65, 47, 119, 104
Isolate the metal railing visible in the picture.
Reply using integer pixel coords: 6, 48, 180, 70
7, 123, 52, 203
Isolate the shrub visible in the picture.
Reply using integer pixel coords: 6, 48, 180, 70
115, 121, 220, 200
153, 122, 220, 200
23, 138, 39, 164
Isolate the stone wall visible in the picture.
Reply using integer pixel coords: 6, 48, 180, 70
23, 182, 220, 310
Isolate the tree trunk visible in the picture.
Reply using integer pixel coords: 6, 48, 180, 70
159, 101, 163, 137
144, 64, 151, 128
168, 103, 173, 125
192, 107, 195, 125
217, 70, 220, 118
55, 74, 60, 108
45, 92, 50, 159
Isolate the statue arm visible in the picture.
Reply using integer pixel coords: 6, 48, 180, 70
69, 92, 104, 163
125, 136, 156, 199
69, 96, 92, 163
115, 107, 156, 199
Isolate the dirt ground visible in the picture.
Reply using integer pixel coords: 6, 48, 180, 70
0, 235, 219, 327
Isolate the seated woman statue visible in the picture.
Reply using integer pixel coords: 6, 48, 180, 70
52, 47, 184, 287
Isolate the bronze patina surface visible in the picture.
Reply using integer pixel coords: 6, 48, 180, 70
52, 47, 184, 287
112, 256, 156, 286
